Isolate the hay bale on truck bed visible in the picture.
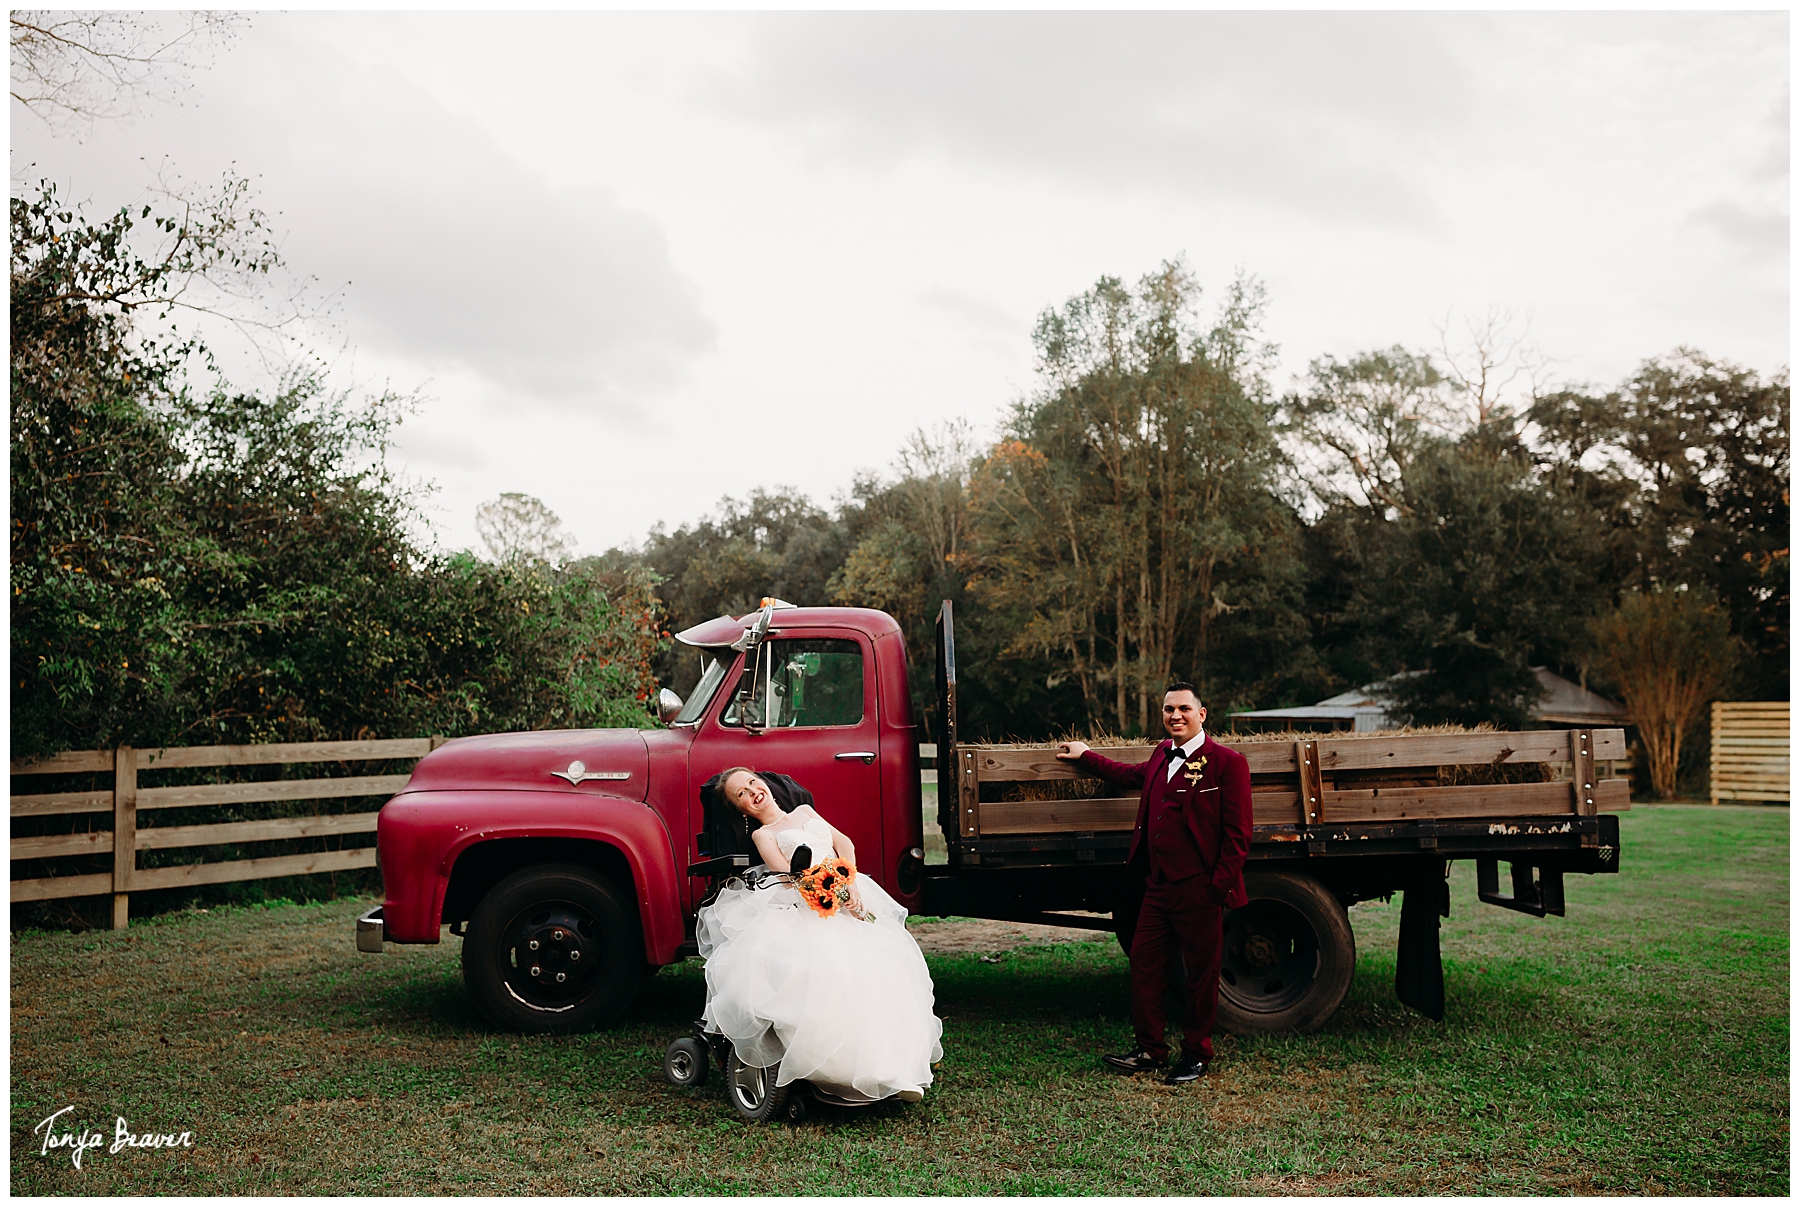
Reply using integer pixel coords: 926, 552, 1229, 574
983, 725, 1551, 807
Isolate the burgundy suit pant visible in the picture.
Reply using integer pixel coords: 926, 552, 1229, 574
1130, 875, 1224, 1063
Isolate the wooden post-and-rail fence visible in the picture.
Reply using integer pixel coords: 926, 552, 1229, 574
11, 737, 446, 929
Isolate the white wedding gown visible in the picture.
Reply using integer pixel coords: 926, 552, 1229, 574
695, 814, 944, 1103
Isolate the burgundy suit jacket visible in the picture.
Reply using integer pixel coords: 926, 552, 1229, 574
1079, 735, 1254, 909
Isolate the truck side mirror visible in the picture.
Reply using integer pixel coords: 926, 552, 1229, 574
657, 688, 684, 723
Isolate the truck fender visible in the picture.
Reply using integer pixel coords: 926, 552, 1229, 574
378, 790, 685, 963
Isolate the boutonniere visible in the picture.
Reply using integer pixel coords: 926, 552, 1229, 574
1182, 755, 1208, 786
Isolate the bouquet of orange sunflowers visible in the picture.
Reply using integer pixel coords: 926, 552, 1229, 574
793, 857, 873, 922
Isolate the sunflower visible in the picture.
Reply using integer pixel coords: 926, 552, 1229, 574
831, 858, 855, 881
810, 890, 838, 917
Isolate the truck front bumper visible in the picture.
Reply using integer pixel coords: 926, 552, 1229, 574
356, 905, 385, 953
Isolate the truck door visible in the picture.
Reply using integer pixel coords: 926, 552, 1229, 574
697, 631, 884, 877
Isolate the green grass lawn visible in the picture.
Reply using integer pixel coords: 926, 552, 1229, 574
10, 805, 1787, 1195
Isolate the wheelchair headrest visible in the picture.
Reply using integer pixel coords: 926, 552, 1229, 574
696, 769, 815, 859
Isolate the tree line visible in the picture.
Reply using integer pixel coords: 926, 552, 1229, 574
12, 181, 1786, 800
607, 264, 1786, 797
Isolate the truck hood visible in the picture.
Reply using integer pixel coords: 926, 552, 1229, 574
401, 728, 650, 801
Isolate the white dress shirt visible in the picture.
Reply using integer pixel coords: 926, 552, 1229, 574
1165, 729, 1207, 781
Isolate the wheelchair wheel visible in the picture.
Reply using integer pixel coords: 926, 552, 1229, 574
664, 1037, 708, 1087
724, 1050, 797, 1124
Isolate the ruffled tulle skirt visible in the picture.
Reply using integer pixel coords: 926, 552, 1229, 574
695, 870, 943, 1102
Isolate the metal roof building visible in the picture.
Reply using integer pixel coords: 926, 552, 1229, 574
1229, 668, 1628, 733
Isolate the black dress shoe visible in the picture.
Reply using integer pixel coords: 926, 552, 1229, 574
1164, 1056, 1208, 1084
1101, 1048, 1168, 1073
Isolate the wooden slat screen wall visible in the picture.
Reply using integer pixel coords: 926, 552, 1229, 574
11, 737, 442, 926
959, 729, 1631, 837
1711, 702, 1789, 805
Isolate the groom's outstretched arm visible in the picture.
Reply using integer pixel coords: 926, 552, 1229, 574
1056, 741, 1150, 789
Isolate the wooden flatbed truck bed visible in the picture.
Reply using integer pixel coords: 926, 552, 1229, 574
920, 602, 1628, 1033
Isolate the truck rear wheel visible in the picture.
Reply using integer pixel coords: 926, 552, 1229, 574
1216, 871, 1354, 1036
462, 864, 645, 1034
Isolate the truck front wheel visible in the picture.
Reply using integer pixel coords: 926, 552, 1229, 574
1216, 871, 1355, 1036
462, 864, 645, 1034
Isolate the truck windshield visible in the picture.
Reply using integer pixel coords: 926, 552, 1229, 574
671, 653, 730, 725
720, 638, 865, 728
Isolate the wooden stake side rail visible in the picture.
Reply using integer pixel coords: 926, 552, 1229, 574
970, 730, 1627, 782
960, 729, 1631, 838
10, 737, 442, 924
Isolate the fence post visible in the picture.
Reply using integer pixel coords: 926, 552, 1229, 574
111, 745, 136, 930
429, 734, 448, 751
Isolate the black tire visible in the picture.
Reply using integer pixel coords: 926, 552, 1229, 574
724, 1050, 795, 1124
664, 1037, 709, 1087
461, 864, 645, 1035
1215, 871, 1354, 1036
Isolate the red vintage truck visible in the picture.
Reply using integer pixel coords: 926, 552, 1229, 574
359, 601, 1627, 1036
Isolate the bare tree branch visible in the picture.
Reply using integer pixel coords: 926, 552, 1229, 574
10, 11, 246, 137
1431, 305, 1549, 427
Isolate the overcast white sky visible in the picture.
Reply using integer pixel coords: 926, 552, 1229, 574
11, 11, 1788, 557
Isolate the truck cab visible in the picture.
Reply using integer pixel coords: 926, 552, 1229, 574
366, 603, 923, 1034
667, 605, 926, 913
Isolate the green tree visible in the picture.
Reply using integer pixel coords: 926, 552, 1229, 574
392, 554, 665, 735
615, 489, 851, 696
961, 260, 1306, 731
1287, 338, 1613, 728
1282, 346, 1457, 514
12, 182, 666, 759
476, 492, 577, 569
830, 419, 976, 632
1529, 350, 1788, 700
11, 179, 279, 755
828, 421, 989, 728
1336, 427, 1602, 727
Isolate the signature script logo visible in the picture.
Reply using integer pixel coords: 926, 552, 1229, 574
33, 1106, 193, 1169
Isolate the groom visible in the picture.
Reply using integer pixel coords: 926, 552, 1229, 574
1056, 683, 1253, 1083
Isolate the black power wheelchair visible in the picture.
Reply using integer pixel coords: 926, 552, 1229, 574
662, 769, 892, 1124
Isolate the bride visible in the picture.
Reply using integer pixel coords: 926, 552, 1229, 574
695, 767, 943, 1104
